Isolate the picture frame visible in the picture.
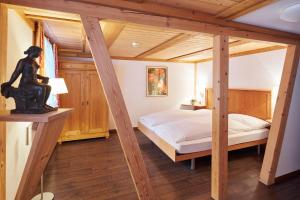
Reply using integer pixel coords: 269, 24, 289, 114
146, 66, 168, 97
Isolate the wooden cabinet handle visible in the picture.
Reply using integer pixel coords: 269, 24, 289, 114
86, 101, 89, 105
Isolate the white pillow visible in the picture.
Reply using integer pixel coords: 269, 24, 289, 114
228, 119, 253, 132
229, 114, 270, 130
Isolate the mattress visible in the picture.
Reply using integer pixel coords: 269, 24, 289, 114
141, 121, 268, 154
139, 109, 211, 127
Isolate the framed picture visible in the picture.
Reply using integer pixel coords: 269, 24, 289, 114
146, 66, 168, 96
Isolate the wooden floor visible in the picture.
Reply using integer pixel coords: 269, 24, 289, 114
42, 131, 300, 200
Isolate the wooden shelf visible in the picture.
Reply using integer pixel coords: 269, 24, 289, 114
0, 108, 72, 200
0, 108, 73, 122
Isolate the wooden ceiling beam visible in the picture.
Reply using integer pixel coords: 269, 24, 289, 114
80, 15, 156, 199
135, 33, 193, 58
1, 0, 299, 44
25, 13, 81, 23
195, 45, 286, 63
57, 51, 196, 63
169, 40, 249, 61
260, 44, 300, 185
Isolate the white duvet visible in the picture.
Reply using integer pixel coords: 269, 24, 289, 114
139, 109, 211, 127
140, 110, 270, 144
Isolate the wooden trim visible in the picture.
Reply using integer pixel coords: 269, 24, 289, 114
0, 108, 73, 122
80, 15, 156, 200
1, 0, 299, 44
0, 4, 7, 200
275, 169, 300, 183
59, 55, 196, 64
138, 122, 176, 161
196, 45, 286, 63
59, 48, 83, 53
169, 40, 249, 61
25, 13, 81, 23
63, 45, 285, 65
136, 33, 193, 58
260, 44, 300, 185
137, 122, 267, 162
112, 56, 195, 64
230, 45, 286, 58
212, 35, 229, 200
58, 131, 109, 143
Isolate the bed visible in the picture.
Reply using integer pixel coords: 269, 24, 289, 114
138, 89, 271, 169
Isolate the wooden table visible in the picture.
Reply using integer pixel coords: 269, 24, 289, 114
0, 108, 72, 200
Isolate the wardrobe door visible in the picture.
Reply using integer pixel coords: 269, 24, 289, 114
86, 71, 109, 136
59, 70, 86, 140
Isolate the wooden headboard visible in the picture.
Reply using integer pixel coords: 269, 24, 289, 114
205, 88, 271, 120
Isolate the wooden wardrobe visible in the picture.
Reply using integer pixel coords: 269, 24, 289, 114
58, 60, 109, 143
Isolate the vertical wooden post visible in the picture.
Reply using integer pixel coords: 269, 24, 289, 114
0, 3, 7, 200
80, 16, 156, 200
211, 35, 229, 200
260, 44, 300, 185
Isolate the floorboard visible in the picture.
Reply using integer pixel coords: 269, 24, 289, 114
41, 131, 300, 200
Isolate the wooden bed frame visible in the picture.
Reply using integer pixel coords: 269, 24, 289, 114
138, 88, 271, 164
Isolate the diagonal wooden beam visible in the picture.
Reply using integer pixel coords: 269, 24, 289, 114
169, 40, 248, 61
135, 33, 193, 58
80, 15, 156, 200
1, 0, 299, 44
212, 35, 229, 200
102, 21, 125, 49
260, 44, 300, 185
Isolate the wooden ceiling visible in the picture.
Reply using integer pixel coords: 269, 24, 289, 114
10, 0, 286, 63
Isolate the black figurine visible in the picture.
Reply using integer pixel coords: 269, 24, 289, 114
1, 46, 57, 114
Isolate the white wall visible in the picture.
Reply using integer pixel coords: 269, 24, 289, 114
197, 49, 300, 177
6, 9, 33, 200
109, 60, 195, 129
197, 49, 286, 89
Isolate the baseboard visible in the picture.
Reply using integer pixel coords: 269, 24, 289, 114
275, 169, 300, 183
109, 129, 117, 134
109, 127, 138, 134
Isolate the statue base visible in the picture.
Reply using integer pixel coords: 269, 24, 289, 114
11, 106, 58, 114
